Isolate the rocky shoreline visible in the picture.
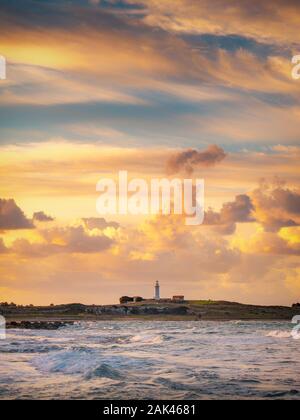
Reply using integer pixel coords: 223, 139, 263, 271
6, 321, 74, 330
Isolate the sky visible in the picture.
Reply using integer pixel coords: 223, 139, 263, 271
0, 0, 300, 306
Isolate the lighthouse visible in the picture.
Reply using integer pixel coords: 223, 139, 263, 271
154, 281, 160, 300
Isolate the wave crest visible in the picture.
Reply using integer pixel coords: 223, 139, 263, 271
266, 330, 291, 339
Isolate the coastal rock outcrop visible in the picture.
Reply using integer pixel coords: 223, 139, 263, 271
7, 321, 73, 330
85, 305, 189, 316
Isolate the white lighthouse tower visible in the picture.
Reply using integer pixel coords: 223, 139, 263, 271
154, 281, 160, 300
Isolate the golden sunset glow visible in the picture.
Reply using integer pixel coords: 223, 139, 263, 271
0, 0, 300, 306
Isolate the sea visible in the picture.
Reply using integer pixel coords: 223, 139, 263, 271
0, 321, 299, 400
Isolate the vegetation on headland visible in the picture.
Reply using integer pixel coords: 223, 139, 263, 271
1, 300, 300, 327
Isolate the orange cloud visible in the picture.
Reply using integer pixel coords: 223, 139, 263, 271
1, 6, 299, 109
1, 141, 300, 222
233, 229, 300, 256
0, 238, 8, 254
251, 182, 300, 232
11, 225, 114, 257
0, 1, 299, 307
127, 0, 300, 45
1, 206, 299, 305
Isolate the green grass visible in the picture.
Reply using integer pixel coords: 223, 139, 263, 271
188, 300, 216, 306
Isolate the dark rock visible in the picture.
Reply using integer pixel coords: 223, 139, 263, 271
7, 321, 73, 330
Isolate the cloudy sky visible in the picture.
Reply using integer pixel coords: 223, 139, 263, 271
0, 0, 300, 305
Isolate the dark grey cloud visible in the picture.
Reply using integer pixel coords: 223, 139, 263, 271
0, 0, 147, 36
204, 186, 300, 234
33, 211, 55, 223
252, 186, 300, 232
166, 145, 227, 175
272, 189, 300, 215
204, 194, 254, 234
219, 195, 255, 224
0, 199, 33, 230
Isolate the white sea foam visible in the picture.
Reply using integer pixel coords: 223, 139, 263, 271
0, 321, 299, 400
130, 334, 163, 345
266, 330, 292, 339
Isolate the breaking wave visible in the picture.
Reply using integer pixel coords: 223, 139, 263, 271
130, 334, 164, 345
0, 321, 299, 400
266, 330, 292, 339
85, 363, 124, 380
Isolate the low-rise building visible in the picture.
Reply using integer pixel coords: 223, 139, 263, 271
172, 295, 185, 303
